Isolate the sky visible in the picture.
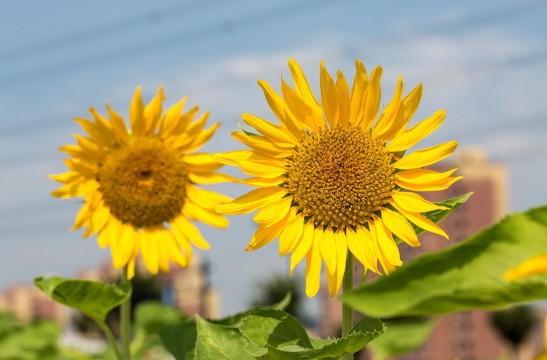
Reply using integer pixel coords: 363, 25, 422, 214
0, 0, 546, 316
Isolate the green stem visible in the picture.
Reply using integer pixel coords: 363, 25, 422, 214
342, 251, 354, 360
98, 322, 122, 360
121, 266, 132, 360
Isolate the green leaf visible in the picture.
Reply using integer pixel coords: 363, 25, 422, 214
342, 205, 547, 317
134, 301, 188, 337
195, 316, 255, 360
240, 309, 385, 359
132, 301, 189, 358
368, 319, 437, 359
0, 320, 60, 360
34, 276, 131, 325
159, 319, 197, 360
416, 192, 472, 237
237, 122, 260, 136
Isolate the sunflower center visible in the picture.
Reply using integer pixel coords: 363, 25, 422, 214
285, 125, 395, 230
98, 138, 188, 228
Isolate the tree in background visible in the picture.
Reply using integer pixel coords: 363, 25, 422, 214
249, 273, 306, 322
490, 305, 536, 360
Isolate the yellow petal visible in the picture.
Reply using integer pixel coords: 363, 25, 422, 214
180, 121, 220, 153
334, 231, 348, 296
396, 176, 462, 192
347, 226, 378, 274
395, 168, 458, 183
171, 215, 210, 249
188, 172, 235, 184
319, 228, 336, 279
245, 213, 289, 251
349, 60, 368, 126
242, 113, 298, 144
140, 228, 159, 274
372, 75, 403, 140
98, 218, 115, 249
83, 201, 110, 238
387, 110, 446, 152
360, 66, 382, 129
130, 86, 146, 137
391, 191, 448, 213
153, 229, 171, 274
381, 208, 420, 247
116, 222, 139, 269
394, 141, 458, 170
257, 80, 305, 138
164, 229, 188, 268
288, 58, 320, 110
371, 218, 402, 269
238, 176, 285, 187
278, 210, 304, 257
382, 84, 423, 141
186, 185, 232, 210
231, 131, 293, 157
320, 61, 339, 127
159, 96, 188, 138
183, 153, 223, 173
73, 117, 111, 148
237, 159, 286, 178
127, 258, 136, 280
335, 70, 350, 126
290, 221, 314, 275
280, 77, 322, 132
49, 171, 82, 184
184, 200, 230, 229
253, 197, 292, 227
143, 86, 165, 135
392, 203, 448, 239
505, 254, 547, 280
216, 187, 285, 215
170, 225, 193, 263
51, 179, 99, 199
105, 101, 129, 143
305, 231, 322, 298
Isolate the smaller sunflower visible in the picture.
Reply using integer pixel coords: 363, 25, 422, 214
217, 59, 461, 297
51, 86, 230, 278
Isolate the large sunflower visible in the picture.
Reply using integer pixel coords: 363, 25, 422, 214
51, 86, 230, 278
217, 59, 461, 297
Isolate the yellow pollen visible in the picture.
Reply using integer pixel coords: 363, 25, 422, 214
98, 138, 188, 228
285, 125, 395, 230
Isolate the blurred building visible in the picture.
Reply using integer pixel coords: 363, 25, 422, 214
0, 283, 67, 325
79, 253, 220, 319
162, 254, 221, 319
319, 148, 543, 359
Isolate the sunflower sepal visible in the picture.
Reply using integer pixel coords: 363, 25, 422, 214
390, 192, 472, 244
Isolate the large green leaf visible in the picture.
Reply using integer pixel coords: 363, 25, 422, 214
159, 319, 197, 360
134, 301, 188, 337
34, 276, 131, 324
240, 309, 385, 359
132, 301, 189, 358
195, 315, 255, 360
0, 320, 59, 360
342, 205, 547, 317
368, 319, 437, 359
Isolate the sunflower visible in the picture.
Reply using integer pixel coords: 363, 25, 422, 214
51, 86, 230, 278
217, 59, 461, 297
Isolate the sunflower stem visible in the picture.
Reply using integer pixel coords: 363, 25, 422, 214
342, 251, 354, 360
121, 266, 132, 360
99, 322, 122, 360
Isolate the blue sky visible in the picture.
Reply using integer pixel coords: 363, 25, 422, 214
0, 0, 546, 315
